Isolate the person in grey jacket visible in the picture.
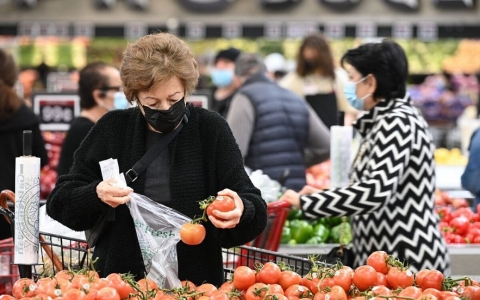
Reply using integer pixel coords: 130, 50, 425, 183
227, 53, 331, 191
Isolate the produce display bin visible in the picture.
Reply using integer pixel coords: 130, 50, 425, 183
278, 244, 480, 281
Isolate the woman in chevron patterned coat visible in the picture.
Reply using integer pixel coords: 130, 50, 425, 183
280, 40, 450, 274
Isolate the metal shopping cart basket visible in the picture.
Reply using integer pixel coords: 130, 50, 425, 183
0, 190, 92, 281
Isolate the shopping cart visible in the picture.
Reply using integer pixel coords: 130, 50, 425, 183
249, 200, 291, 252
0, 190, 89, 278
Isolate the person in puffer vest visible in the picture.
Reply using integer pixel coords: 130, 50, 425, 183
226, 53, 331, 191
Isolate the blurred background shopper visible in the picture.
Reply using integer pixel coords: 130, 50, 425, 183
280, 33, 355, 128
209, 47, 242, 118
227, 53, 330, 191
0, 49, 48, 239
57, 62, 126, 176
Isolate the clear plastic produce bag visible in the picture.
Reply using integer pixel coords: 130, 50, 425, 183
127, 193, 191, 289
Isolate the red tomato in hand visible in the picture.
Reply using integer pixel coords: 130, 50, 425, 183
233, 266, 256, 291
207, 196, 235, 218
367, 251, 390, 275
257, 262, 282, 284
353, 265, 377, 291
180, 223, 206, 245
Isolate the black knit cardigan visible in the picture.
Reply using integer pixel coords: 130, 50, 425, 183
46, 105, 267, 286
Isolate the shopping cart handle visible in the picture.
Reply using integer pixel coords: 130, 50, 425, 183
267, 200, 292, 209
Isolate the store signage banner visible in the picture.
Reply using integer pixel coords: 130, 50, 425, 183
33, 93, 80, 131
264, 22, 284, 40
392, 22, 413, 39
324, 22, 346, 39
222, 22, 242, 39
125, 22, 148, 40
185, 21, 206, 40
418, 21, 438, 41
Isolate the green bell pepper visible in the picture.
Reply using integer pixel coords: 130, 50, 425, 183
281, 226, 291, 244
330, 222, 352, 244
289, 219, 313, 244
305, 236, 325, 244
311, 223, 330, 243
287, 207, 303, 220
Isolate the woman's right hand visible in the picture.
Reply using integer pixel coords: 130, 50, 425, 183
96, 178, 133, 208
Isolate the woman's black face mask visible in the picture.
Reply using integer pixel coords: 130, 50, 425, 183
141, 98, 186, 133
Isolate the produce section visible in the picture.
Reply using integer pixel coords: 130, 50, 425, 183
3, 244, 480, 299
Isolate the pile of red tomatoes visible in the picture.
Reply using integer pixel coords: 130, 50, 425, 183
2, 250, 480, 300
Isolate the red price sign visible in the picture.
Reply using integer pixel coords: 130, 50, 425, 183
32, 93, 80, 131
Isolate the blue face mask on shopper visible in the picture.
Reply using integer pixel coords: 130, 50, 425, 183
211, 69, 234, 87
343, 76, 371, 111
114, 92, 130, 109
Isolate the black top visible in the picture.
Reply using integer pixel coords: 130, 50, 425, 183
57, 117, 95, 176
0, 104, 48, 239
144, 130, 171, 206
46, 106, 267, 286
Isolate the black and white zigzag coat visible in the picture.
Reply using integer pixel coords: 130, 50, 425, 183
300, 96, 451, 274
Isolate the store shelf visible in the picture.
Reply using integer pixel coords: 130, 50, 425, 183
278, 244, 480, 276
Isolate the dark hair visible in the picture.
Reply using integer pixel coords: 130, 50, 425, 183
296, 33, 335, 78
215, 47, 241, 65
0, 49, 21, 120
341, 39, 408, 101
78, 62, 113, 109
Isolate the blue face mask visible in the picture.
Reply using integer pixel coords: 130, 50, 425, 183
343, 76, 370, 111
114, 92, 129, 109
211, 69, 234, 88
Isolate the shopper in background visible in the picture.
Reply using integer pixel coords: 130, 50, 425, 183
264, 52, 287, 82
461, 128, 480, 213
57, 62, 128, 176
279, 32, 356, 128
209, 47, 242, 117
46, 33, 267, 286
227, 53, 330, 191
0, 49, 48, 239
279, 40, 450, 274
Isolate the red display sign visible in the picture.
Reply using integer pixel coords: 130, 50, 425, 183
32, 93, 80, 131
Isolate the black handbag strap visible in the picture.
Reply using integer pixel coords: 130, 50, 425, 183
124, 114, 188, 185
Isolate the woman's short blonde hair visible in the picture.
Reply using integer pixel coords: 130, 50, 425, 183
120, 32, 199, 103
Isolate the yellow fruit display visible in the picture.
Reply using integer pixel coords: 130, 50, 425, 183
434, 147, 468, 166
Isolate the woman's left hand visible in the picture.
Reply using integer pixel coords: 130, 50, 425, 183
208, 189, 244, 229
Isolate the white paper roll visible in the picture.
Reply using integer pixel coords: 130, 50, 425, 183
14, 156, 41, 264
330, 126, 353, 189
